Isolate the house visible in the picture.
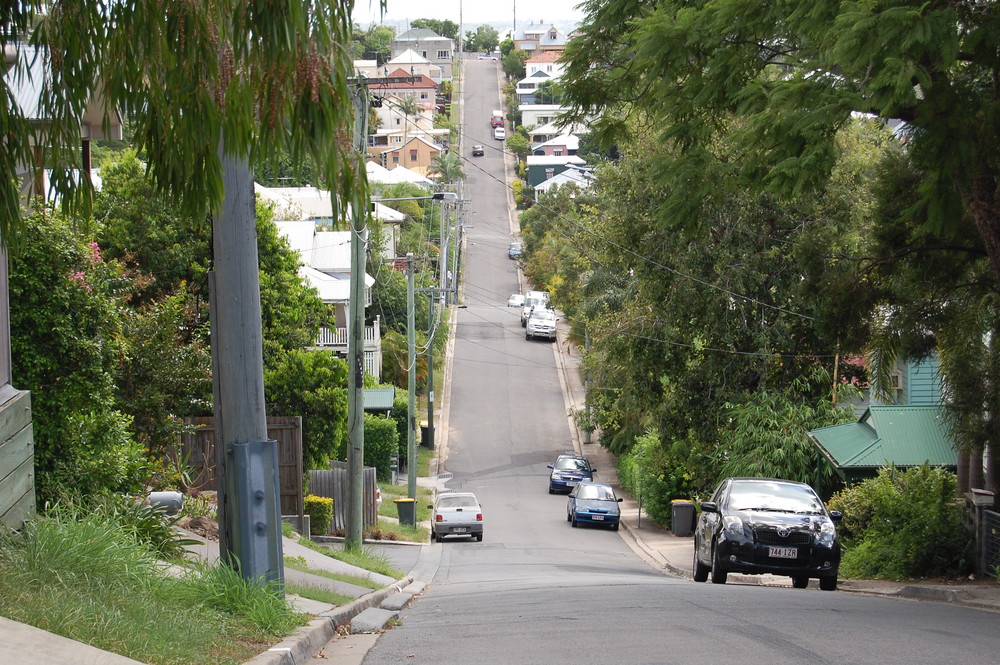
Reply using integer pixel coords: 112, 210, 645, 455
525, 154, 587, 188
376, 135, 443, 176
384, 49, 443, 84
366, 68, 439, 114
807, 356, 953, 486
515, 70, 555, 104
272, 220, 382, 379
519, 104, 572, 128
534, 165, 595, 197
531, 133, 580, 157
526, 50, 566, 78
392, 28, 455, 80
513, 21, 569, 54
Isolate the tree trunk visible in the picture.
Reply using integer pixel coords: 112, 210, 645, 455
957, 448, 970, 495
969, 446, 985, 490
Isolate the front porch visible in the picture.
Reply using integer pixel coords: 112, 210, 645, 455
313, 317, 383, 379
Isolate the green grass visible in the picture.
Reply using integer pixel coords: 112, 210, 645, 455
283, 555, 382, 590
379, 482, 434, 523
284, 583, 354, 606
0, 503, 304, 665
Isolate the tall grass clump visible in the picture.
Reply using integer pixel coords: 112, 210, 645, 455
0, 498, 303, 664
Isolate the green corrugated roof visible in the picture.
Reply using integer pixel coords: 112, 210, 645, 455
809, 405, 956, 470
363, 388, 396, 412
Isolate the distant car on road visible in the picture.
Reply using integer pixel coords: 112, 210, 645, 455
526, 308, 557, 341
567, 481, 623, 530
472, 144, 484, 156
693, 477, 841, 590
430, 492, 484, 542
508, 241, 522, 259
477, 53, 498, 61
507, 293, 525, 307
547, 454, 596, 493
494, 126, 506, 140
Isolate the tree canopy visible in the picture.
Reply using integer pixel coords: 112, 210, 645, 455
410, 18, 459, 41
562, 0, 1000, 282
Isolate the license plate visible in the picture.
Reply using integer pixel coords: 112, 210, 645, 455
452, 527, 467, 533
592, 515, 604, 521
768, 546, 797, 559
567, 481, 579, 486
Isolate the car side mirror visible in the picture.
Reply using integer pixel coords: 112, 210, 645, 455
591, 468, 597, 473
617, 498, 623, 503
829, 510, 842, 522
427, 504, 433, 509
547, 464, 554, 469
700, 501, 718, 513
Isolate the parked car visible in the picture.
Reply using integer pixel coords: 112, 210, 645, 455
477, 53, 498, 61
567, 481, 623, 530
547, 454, 596, 493
507, 293, 526, 307
472, 144, 484, 156
429, 492, 484, 542
494, 126, 506, 140
693, 477, 841, 590
508, 241, 522, 259
520, 293, 548, 326
526, 308, 557, 341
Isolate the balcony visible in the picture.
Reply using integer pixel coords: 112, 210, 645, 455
313, 317, 382, 379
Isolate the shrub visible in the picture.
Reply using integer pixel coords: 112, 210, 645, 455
828, 464, 972, 580
616, 429, 698, 528
303, 494, 334, 535
364, 413, 400, 481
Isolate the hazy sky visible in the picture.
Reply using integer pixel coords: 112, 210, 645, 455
352, 0, 587, 29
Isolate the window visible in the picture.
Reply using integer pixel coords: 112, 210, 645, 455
545, 168, 554, 180
392, 152, 400, 163
546, 65, 552, 72
437, 50, 449, 59
410, 149, 418, 162
420, 50, 428, 58
553, 148, 563, 156
420, 92, 428, 99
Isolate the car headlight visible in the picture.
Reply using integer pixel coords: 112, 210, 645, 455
815, 519, 836, 547
722, 515, 744, 537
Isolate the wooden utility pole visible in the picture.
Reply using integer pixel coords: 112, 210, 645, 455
406, 254, 417, 498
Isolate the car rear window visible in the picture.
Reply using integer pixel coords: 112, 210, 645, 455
438, 495, 478, 508
577, 484, 615, 500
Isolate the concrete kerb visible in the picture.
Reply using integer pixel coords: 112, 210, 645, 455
242, 575, 413, 665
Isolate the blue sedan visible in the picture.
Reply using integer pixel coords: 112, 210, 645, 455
547, 454, 596, 493
567, 482, 623, 530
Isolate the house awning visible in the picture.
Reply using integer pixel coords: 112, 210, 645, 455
808, 405, 957, 480
363, 387, 396, 413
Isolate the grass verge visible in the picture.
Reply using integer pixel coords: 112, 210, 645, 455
0, 502, 303, 665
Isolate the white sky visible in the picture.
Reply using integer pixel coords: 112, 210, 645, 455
352, 0, 587, 29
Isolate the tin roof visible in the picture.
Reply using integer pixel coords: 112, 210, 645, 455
808, 405, 957, 473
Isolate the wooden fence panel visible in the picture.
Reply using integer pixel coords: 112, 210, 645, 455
180, 416, 304, 517
0, 391, 34, 529
307, 463, 378, 533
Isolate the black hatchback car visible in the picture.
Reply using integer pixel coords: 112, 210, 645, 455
693, 477, 841, 590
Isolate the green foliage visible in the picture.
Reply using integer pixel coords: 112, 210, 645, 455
9, 211, 148, 502
717, 370, 859, 487
428, 150, 465, 185
352, 23, 395, 63
363, 413, 400, 481
616, 429, 700, 527
264, 349, 349, 469
410, 18, 459, 41
505, 132, 530, 162
502, 49, 529, 80
512, 180, 524, 208
828, 465, 971, 580
465, 24, 500, 54
303, 494, 334, 535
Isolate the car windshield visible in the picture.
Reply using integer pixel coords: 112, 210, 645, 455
728, 481, 825, 514
438, 495, 478, 509
577, 484, 616, 501
555, 457, 589, 471
531, 311, 555, 322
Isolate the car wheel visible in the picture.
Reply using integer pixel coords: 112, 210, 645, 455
525, 332, 531, 340
710, 542, 728, 584
571, 515, 578, 528
566, 511, 571, 522
475, 533, 483, 542
692, 538, 710, 583
611, 521, 619, 531
819, 576, 838, 591
792, 576, 809, 589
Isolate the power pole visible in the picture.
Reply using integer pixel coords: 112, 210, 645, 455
406, 254, 417, 499
345, 205, 367, 551
211, 145, 283, 587
426, 291, 435, 452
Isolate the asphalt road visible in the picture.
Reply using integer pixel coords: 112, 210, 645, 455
359, 58, 1000, 665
